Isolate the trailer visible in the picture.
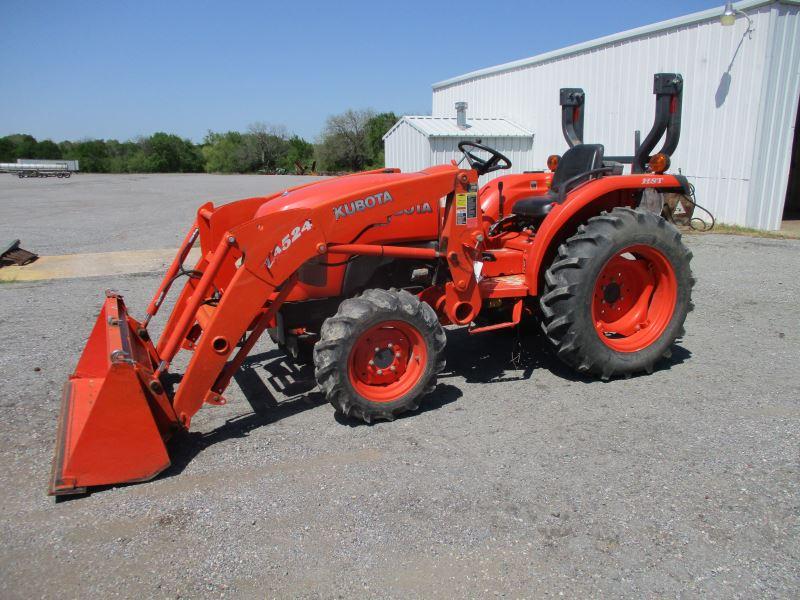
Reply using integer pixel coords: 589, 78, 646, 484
1, 159, 79, 178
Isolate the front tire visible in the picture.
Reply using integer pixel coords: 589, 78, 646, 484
314, 289, 446, 423
540, 207, 694, 379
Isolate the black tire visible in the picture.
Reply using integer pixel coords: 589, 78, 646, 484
314, 288, 446, 423
540, 207, 694, 379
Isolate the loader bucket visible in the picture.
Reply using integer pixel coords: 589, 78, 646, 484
49, 292, 179, 495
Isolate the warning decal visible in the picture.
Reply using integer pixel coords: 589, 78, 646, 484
466, 192, 478, 226
456, 193, 468, 225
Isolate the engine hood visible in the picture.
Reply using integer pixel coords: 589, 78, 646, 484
255, 166, 458, 218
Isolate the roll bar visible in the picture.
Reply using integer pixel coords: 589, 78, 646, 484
559, 88, 585, 148
559, 73, 683, 173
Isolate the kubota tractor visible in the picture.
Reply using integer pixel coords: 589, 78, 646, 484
50, 73, 694, 495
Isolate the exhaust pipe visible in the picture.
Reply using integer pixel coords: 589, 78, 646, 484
455, 102, 468, 129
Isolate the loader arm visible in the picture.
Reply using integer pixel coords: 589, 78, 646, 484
51, 166, 467, 494
165, 171, 462, 409
162, 166, 468, 423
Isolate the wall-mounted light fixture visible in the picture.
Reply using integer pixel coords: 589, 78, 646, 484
720, 1, 754, 34
720, 2, 738, 26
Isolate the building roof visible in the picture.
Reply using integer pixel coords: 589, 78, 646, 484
433, 0, 799, 90
383, 116, 533, 140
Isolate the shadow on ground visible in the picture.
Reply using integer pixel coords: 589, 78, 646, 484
60, 327, 690, 498
165, 328, 690, 463
440, 326, 690, 385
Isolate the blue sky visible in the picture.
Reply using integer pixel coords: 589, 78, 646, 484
1, 0, 727, 142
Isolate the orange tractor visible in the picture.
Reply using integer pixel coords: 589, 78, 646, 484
51, 74, 694, 495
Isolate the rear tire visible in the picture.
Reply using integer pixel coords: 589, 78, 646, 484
540, 207, 694, 379
314, 289, 446, 423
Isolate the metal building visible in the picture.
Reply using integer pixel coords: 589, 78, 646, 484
383, 112, 534, 183
430, 0, 800, 230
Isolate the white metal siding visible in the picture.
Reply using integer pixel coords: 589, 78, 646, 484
388, 116, 533, 138
428, 136, 535, 184
748, 3, 800, 229
384, 121, 431, 173
433, 4, 799, 229
384, 121, 536, 184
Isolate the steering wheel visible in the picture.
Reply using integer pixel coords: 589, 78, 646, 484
458, 141, 512, 176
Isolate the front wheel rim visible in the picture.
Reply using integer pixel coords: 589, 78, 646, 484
592, 244, 678, 353
348, 320, 427, 402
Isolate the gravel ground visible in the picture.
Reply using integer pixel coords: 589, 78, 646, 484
0, 175, 799, 598
0, 173, 324, 255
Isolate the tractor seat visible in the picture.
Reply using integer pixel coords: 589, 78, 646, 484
513, 143, 605, 217
510, 197, 556, 218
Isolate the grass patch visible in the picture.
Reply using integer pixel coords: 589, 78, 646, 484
689, 223, 800, 240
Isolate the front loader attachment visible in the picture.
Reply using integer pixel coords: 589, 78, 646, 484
47, 169, 461, 495
48, 204, 281, 496
49, 292, 179, 495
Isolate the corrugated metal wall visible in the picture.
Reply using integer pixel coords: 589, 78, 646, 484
384, 121, 431, 173
428, 136, 535, 184
384, 123, 536, 184
432, 4, 800, 229
749, 3, 800, 229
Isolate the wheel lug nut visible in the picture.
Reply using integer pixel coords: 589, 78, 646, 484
387, 343, 393, 349
374, 347, 380, 353
377, 369, 383, 375
368, 359, 374, 366
395, 352, 401, 358
390, 365, 396, 372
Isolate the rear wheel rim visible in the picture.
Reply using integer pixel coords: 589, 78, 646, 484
348, 320, 427, 402
592, 244, 678, 352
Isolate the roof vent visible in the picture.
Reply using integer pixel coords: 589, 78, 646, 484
455, 102, 468, 129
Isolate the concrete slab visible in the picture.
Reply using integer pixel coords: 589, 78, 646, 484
0, 247, 201, 282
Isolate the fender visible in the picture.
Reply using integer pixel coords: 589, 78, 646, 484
479, 172, 553, 225
526, 173, 686, 295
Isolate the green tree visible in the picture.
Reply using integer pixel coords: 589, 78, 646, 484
365, 112, 398, 167
248, 122, 289, 173
33, 139, 62, 160
5, 134, 38, 160
130, 132, 203, 172
2, 126, 315, 174
105, 139, 139, 172
58, 140, 75, 160
317, 109, 374, 172
0, 137, 15, 162
61, 139, 110, 172
202, 131, 254, 173
282, 135, 315, 172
